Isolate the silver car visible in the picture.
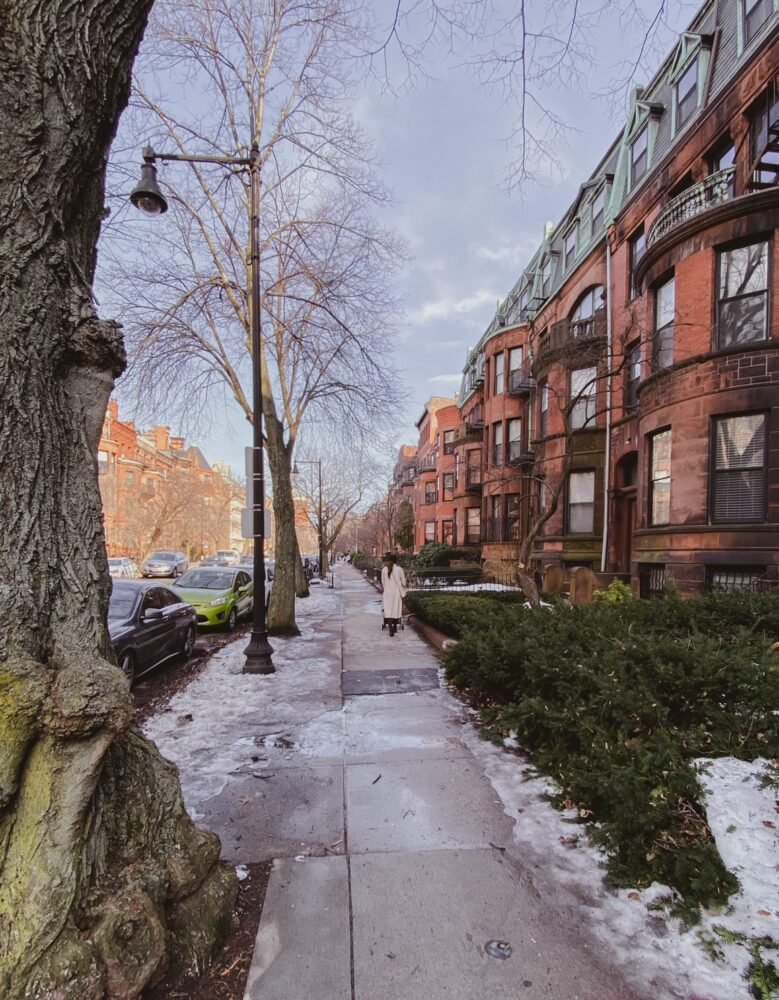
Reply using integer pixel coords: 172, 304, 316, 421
141, 550, 188, 578
108, 556, 138, 579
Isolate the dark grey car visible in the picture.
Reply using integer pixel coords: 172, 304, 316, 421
108, 580, 197, 685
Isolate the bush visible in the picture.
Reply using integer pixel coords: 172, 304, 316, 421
412, 542, 458, 568
592, 579, 633, 603
428, 591, 779, 914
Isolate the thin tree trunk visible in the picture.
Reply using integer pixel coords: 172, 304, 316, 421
0, 4, 235, 996
265, 413, 299, 635
294, 534, 310, 599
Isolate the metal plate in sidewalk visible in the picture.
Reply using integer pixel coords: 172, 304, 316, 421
342, 668, 439, 696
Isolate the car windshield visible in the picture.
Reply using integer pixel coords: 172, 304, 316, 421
216, 551, 234, 558
148, 551, 175, 561
108, 558, 122, 567
176, 570, 233, 590
108, 589, 137, 620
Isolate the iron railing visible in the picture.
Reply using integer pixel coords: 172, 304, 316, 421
647, 167, 735, 248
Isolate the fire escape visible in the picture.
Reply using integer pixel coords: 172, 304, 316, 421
748, 75, 779, 191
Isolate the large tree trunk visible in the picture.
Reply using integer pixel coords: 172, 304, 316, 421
265, 413, 300, 635
0, 5, 236, 997
294, 534, 311, 599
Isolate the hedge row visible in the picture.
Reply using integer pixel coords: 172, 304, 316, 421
410, 590, 779, 916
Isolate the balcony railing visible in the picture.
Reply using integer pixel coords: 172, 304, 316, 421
465, 470, 482, 493
417, 457, 436, 472
508, 364, 535, 396
507, 448, 534, 466
452, 422, 483, 446
647, 167, 735, 248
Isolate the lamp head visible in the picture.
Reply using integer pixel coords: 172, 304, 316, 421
130, 148, 168, 214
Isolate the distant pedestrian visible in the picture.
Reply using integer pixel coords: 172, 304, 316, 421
381, 553, 407, 637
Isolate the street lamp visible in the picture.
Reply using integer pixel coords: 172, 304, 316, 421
130, 144, 274, 674
292, 459, 324, 579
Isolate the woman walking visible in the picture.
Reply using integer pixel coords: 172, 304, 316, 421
381, 554, 407, 637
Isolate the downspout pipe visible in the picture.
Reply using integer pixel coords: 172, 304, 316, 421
600, 238, 613, 574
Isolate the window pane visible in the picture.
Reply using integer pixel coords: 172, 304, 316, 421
569, 504, 594, 533
632, 127, 648, 160
652, 479, 670, 524
656, 278, 675, 327
713, 470, 765, 521
493, 423, 503, 445
715, 414, 765, 469
509, 347, 522, 372
676, 59, 698, 126
571, 367, 596, 396
570, 471, 595, 503
718, 296, 767, 347
720, 242, 768, 298
508, 419, 522, 443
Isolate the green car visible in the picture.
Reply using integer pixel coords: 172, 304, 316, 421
172, 567, 253, 631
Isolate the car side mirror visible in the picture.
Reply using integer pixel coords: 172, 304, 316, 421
143, 608, 164, 620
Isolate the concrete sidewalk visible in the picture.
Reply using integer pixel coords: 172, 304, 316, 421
143, 566, 649, 998
234, 565, 645, 1000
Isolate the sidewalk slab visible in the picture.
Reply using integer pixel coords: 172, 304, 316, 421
350, 848, 623, 1000
244, 856, 351, 1000
344, 694, 470, 763
197, 765, 344, 862
345, 756, 513, 854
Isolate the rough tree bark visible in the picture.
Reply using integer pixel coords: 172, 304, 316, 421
0, 4, 236, 997
264, 410, 300, 635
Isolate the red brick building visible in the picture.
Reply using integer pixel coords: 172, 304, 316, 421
411, 398, 459, 551
418, 2, 779, 594
98, 399, 236, 561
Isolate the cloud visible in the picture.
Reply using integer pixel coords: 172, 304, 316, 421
428, 374, 462, 384
409, 288, 498, 325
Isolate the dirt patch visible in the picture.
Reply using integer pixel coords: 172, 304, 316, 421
143, 860, 272, 1000
134, 623, 251, 726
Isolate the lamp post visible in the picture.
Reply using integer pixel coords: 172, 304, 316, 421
130, 145, 274, 674
292, 459, 324, 578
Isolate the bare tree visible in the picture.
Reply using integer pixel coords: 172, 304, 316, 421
0, 3, 237, 998
293, 436, 382, 572
99, 0, 405, 634
364, 0, 684, 192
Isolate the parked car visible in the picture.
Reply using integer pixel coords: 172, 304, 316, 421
235, 560, 274, 608
172, 567, 253, 630
214, 549, 240, 566
108, 580, 197, 685
108, 556, 138, 579
199, 556, 219, 567
141, 550, 188, 578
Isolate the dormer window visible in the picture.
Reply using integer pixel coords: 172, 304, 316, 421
676, 58, 699, 128
631, 127, 649, 186
541, 259, 552, 297
744, 0, 773, 44
591, 189, 604, 232
564, 226, 578, 270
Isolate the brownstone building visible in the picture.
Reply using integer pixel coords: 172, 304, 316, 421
98, 400, 236, 561
414, 1, 779, 594
411, 398, 459, 552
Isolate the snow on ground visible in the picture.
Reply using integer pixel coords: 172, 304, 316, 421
441, 675, 779, 1000
142, 587, 345, 816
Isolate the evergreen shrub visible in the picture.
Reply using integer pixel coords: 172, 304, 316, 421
415, 591, 779, 913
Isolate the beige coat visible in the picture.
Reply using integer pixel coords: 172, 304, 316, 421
381, 564, 407, 619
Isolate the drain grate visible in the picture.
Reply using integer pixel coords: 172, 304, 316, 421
342, 667, 439, 696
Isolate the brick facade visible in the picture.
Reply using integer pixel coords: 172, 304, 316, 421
403, 5, 779, 595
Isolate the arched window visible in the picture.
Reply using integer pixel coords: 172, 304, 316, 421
570, 286, 606, 338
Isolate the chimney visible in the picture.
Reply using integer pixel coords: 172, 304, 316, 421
154, 426, 170, 452
169, 436, 185, 451
107, 399, 119, 420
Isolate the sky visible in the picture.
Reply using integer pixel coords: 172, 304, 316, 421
109, 0, 696, 479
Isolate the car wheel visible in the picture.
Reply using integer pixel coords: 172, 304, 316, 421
226, 607, 238, 632
119, 651, 135, 685
182, 624, 196, 659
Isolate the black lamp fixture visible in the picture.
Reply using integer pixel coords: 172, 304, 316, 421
129, 148, 168, 215
130, 143, 274, 674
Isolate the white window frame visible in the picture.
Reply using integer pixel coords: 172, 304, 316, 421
568, 470, 595, 534
570, 367, 597, 430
